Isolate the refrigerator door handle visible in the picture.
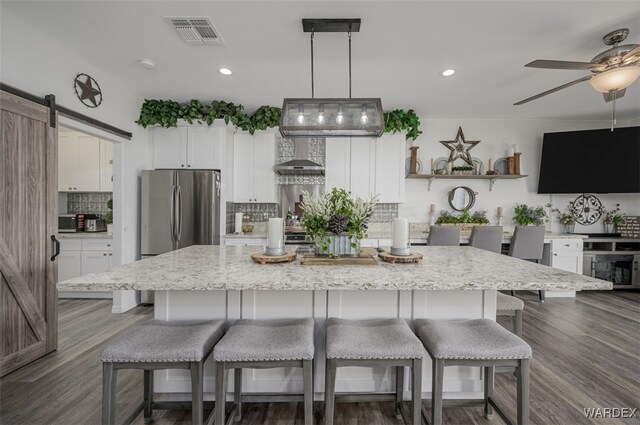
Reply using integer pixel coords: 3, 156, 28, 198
170, 184, 176, 243
176, 184, 182, 242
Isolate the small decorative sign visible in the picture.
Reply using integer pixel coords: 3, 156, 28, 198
617, 216, 640, 238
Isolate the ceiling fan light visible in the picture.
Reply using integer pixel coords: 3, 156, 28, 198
589, 67, 640, 93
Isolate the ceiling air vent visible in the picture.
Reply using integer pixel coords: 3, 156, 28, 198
165, 17, 223, 46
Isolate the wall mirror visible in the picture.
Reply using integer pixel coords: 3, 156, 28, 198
448, 186, 476, 211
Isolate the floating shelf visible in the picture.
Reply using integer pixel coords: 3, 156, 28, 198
405, 174, 528, 191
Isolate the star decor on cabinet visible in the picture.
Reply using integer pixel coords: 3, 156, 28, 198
74, 73, 102, 108
439, 126, 480, 166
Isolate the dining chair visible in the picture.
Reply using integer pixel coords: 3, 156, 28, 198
508, 226, 546, 301
469, 226, 503, 253
427, 226, 460, 246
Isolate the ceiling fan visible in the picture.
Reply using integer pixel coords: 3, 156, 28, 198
515, 28, 640, 106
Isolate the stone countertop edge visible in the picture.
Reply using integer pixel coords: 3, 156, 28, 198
57, 245, 612, 292
58, 233, 113, 239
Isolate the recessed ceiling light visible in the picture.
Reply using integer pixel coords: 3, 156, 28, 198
219, 68, 232, 75
442, 69, 456, 77
138, 58, 156, 70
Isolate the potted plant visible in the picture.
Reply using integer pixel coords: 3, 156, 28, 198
601, 204, 626, 233
550, 202, 578, 233
435, 210, 489, 231
451, 165, 474, 176
301, 188, 378, 256
104, 198, 113, 234
512, 204, 548, 226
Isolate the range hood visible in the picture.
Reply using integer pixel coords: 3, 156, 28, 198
274, 138, 325, 176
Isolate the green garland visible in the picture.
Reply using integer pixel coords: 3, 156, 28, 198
136, 99, 422, 140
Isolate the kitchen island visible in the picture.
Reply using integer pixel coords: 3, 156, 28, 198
58, 245, 610, 401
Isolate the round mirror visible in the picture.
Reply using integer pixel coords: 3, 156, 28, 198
448, 186, 476, 211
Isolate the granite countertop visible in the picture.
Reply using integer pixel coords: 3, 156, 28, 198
58, 232, 113, 239
57, 245, 611, 292
225, 232, 267, 239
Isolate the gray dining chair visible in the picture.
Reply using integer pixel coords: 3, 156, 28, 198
469, 226, 503, 253
427, 226, 460, 246
509, 226, 546, 301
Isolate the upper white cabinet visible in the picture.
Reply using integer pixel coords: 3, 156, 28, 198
374, 134, 405, 203
324, 135, 405, 202
233, 132, 277, 203
58, 133, 112, 192
151, 125, 224, 170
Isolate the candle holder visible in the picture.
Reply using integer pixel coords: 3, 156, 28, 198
391, 218, 411, 256
266, 217, 285, 256
265, 246, 285, 256
429, 212, 437, 226
496, 214, 503, 226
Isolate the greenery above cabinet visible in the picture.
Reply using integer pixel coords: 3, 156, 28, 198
136, 99, 422, 141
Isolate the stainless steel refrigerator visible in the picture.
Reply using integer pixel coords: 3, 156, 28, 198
140, 169, 221, 302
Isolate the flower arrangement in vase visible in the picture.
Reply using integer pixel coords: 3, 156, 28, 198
301, 188, 378, 256
549, 201, 578, 233
600, 204, 626, 233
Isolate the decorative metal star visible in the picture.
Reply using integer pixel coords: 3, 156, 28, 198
439, 126, 480, 166
74, 73, 102, 108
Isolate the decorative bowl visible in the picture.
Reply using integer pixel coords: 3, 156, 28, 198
242, 225, 254, 233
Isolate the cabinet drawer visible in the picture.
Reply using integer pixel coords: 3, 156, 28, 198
59, 239, 82, 251
82, 239, 113, 251
551, 239, 583, 252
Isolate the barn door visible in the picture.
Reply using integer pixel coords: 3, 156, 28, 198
0, 90, 58, 377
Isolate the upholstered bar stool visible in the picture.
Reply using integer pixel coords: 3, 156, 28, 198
427, 226, 460, 246
509, 226, 546, 301
213, 318, 315, 425
414, 318, 532, 425
101, 319, 225, 425
497, 292, 525, 337
469, 226, 503, 253
324, 318, 424, 425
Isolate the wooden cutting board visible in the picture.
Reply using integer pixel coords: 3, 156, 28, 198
301, 248, 378, 266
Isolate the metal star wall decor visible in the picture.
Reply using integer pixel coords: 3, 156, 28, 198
439, 126, 480, 166
74, 73, 102, 108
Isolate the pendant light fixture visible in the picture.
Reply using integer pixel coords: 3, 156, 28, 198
280, 18, 384, 138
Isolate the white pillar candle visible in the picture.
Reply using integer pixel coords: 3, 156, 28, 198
391, 218, 410, 254
497, 206, 504, 217
514, 144, 521, 154
267, 217, 284, 251
429, 204, 437, 214
508, 146, 515, 157
234, 212, 243, 234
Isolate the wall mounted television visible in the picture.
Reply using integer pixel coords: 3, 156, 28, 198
538, 126, 640, 194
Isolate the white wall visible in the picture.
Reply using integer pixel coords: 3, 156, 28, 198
400, 118, 640, 233
1, 8, 151, 312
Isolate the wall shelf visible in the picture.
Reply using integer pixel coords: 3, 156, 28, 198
405, 174, 528, 191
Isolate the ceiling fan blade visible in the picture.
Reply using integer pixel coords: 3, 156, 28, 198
525, 59, 604, 71
622, 45, 640, 64
603, 88, 626, 103
514, 75, 592, 105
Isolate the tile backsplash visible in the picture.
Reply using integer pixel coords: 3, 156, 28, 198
66, 192, 112, 215
226, 202, 280, 232
370, 204, 399, 223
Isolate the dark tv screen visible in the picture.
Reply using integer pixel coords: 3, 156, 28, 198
538, 126, 640, 194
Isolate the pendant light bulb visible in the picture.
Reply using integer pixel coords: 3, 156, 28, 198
297, 105, 305, 124
336, 112, 344, 125
360, 111, 368, 124
317, 112, 325, 124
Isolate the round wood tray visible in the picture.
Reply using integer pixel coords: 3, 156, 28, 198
378, 251, 423, 263
251, 251, 297, 265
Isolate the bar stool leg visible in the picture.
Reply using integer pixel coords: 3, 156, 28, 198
514, 310, 523, 338
234, 368, 242, 422
215, 362, 227, 425
303, 360, 314, 425
395, 366, 404, 419
517, 359, 530, 425
412, 359, 422, 425
324, 358, 337, 425
143, 370, 153, 423
191, 361, 204, 425
431, 359, 444, 425
102, 362, 117, 425
484, 366, 494, 419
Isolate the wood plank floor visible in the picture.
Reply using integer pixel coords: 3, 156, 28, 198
1, 291, 638, 424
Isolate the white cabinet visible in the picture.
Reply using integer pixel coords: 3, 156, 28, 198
325, 136, 405, 202
349, 138, 376, 199
232, 132, 277, 203
58, 237, 113, 299
58, 133, 112, 192
224, 238, 267, 246
544, 238, 584, 298
325, 138, 351, 191
374, 134, 405, 203
152, 126, 223, 169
